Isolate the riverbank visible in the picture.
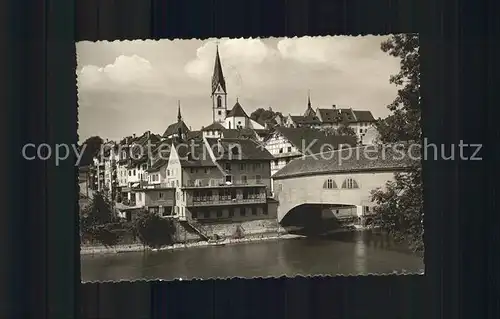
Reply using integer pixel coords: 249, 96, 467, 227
81, 233, 304, 256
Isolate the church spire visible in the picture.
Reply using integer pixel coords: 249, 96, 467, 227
211, 44, 226, 96
177, 100, 182, 122
304, 90, 316, 118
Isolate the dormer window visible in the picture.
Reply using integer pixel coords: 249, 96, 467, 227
231, 146, 239, 155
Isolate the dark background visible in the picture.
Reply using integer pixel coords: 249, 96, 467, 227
2, 0, 498, 318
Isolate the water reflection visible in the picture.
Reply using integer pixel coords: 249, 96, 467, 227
354, 231, 367, 274
81, 230, 424, 282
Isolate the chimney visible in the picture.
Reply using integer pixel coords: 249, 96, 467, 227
125, 137, 129, 145
146, 130, 150, 139
189, 126, 192, 131
133, 133, 136, 138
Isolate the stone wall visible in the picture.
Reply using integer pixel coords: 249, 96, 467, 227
174, 218, 281, 243
201, 219, 280, 238
174, 220, 203, 243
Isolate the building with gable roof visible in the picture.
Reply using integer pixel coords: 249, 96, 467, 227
202, 46, 266, 139
262, 126, 357, 177
276, 92, 378, 144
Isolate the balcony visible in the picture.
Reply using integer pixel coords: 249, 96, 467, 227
183, 178, 267, 188
142, 183, 174, 189
122, 198, 136, 206
189, 194, 266, 207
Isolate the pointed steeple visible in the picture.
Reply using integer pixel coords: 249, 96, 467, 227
304, 90, 316, 118
177, 100, 182, 122
211, 44, 227, 96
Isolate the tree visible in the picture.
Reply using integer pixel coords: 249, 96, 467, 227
78, 136, 104, 167
336, 123, 357, 138
79, 193, 124, 247
86, 192, 115, 225
322, 124, 357, 138
91, 223, 122, 247
250, 107, 282, 127
370, 34, 423, 253
134, 211, 176, 248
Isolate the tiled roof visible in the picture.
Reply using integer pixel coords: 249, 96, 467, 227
290, 115, 321, 125
173, 140, 216, 167
353, 110, 376, 122
313, 108, 376, 124
273, 144, 419, 179
227, 101, 248, 117
162, 120, 190, 138
316, 108, 343, 123
254, 129, 270, 136
201, 122, 226, 131
271, 126, 357, 155
205, 138, 274, 161
221, 128, 257, 139
186, 130, 202, 140
147, 158, 168, 172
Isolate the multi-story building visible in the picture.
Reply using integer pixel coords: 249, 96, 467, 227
275, 94, 378, 144
262, 126, 357, 192
92, 157, 105, 192
148, 136, 276, 223
112, 131, 161, 204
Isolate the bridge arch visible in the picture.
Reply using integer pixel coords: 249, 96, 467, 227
272, 145, 417, 224
279, 203, 362, 233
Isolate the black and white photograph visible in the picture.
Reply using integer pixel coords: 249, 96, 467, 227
76, 35, 424, 282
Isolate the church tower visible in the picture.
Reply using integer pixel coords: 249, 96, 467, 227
304, 90, 316, 117
211, 45, 228, 123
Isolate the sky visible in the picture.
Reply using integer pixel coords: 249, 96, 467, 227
76, 36, 402, 142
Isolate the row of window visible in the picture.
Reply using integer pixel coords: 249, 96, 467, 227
272, 158, 291, 166
193, 188, 263, 201
224, 163, 263, 172
278, 146, 293, 154
167, 168, 179, 176
192, 206, 268, 219
189, 167, 212, 174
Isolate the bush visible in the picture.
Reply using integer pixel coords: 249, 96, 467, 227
91, 223, 122, 247
134, 211, 176, 248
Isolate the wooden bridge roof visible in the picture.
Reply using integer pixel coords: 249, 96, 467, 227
272, 144, 420, 179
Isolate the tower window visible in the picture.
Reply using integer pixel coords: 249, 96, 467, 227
218, 110, 221, 115
217, 96, 222, 108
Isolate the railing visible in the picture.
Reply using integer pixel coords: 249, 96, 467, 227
189, 195, 266, 207
183, 178, 267, 188
142, 183, 173, 189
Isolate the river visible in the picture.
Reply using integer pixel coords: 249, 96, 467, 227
80, 230, 424, 282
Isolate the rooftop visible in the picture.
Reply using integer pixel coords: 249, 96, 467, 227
205, 137, 274, 161
163, 121, 190, 138
272, 144, 419, 179
226, 101, 248, 118
201, 122, 226, 131
267, 126, 357, 155
173, 140, 216, 167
